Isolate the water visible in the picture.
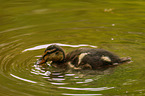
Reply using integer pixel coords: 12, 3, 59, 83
0, 0, 145, 96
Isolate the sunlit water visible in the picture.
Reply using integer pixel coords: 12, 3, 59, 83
0, 0, 145, 96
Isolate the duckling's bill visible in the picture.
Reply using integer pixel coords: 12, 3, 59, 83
35, 58, 46, 65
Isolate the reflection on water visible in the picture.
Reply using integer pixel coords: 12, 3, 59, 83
58, 87, 114, 91
62, 93, 102, 96
76, 79, 93, 84
10, 74, 37, 83
22, 43, 97, 52
51, 82, 68, 85
0, 25, 35, 33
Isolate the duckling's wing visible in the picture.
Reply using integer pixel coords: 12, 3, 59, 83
66, 48, 88, 66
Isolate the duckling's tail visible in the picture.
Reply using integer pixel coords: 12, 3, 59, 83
120, 57, 132, 63
113, 57, 132, 66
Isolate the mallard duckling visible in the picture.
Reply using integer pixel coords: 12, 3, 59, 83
36, 45, 131, 70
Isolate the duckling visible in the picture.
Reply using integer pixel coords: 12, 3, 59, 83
36, 45, 131, 70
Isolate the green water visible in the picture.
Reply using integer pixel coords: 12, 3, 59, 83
0, 0, 145, 96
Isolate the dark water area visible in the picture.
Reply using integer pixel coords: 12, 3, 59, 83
0, 0, 145, 96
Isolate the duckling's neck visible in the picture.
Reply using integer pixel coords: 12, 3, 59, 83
51, 59, 67, 69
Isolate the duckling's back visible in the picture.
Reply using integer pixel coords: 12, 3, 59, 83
66, 48, 129, 69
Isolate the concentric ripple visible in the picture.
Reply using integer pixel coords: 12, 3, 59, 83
24, 43, 115, 95
0, 42, 116, 95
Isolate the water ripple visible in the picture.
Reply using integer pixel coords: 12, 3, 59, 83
58, 87, 115, 91
22, 43, 97, 52
0, 25, 36, 33
62, 93, 102, 96
0, 42, 114, 96
10, 74, 37, 84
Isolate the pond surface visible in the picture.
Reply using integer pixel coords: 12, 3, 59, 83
0, 0, 145, 96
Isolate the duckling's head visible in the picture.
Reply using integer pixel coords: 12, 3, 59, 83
36, 45, 65, 65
